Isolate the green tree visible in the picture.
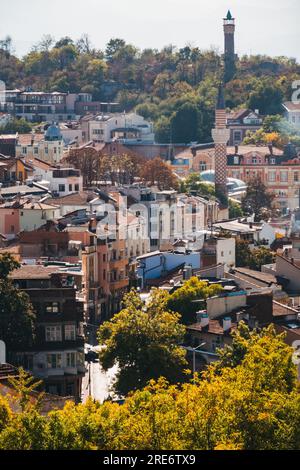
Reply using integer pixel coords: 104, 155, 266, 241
167, 277, 223, 325
229, 199, 243, 219
154, 116, 171, 143
248, 82, 283, 115
248, 246, 275, 271
170, 102, 201, 144
241, 177, 274, 222
0, 253, 36, 353
98, 289, 187, 396
0, 118, 32, 134
235, 239, 251, 267
180, 173, 215, 197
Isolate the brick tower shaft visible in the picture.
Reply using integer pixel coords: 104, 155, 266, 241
212, 85, 230, 212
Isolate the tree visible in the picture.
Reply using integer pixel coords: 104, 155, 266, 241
248, 246, 275, 271
0, 323, 299, 450
235, 239, 251, 267
180, 173, 215, 197
170, 102, 201, 144
154, 116, 171, 143
140, 156, 178, 190
241, 177, 274, 222
98, 289, 187, 396
0, 118, 32, 134
248, 82, 283, 115
0, 253, 36, 353
229, 199, 243, 219
105, 38, 126, 62
167, 277, 223, 325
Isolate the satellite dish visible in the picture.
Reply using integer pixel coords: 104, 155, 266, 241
0, 340, 6, 364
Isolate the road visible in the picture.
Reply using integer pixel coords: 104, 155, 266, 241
81, 356, 118, 403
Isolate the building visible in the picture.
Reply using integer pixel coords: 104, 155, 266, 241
23, 158, 83, 197
226, 109, 263, 146
0, 198, 59, 239
0, 91, 106, 123
212, 84, 230, 217
282, 101, 300, 130
80, 112, 154, 144
9, 265, 85, 401
223, 10, 237, 83
201, 236, 236, 272
226, 144, 300, 211
16, 124, 65, 164
137, 250, 201, 288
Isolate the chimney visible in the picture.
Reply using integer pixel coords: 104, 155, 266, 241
200, 313, 209, 328
235, 145, 239, 155
0, 340, 6, 364
268, 143, 273, 156
223, 317, 232, 332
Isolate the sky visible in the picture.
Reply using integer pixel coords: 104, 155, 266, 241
1, 0, 300, 60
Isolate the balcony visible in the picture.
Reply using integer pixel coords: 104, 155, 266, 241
110, 277, 129, 291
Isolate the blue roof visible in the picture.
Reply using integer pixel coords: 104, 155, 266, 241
45, 123, 62, 141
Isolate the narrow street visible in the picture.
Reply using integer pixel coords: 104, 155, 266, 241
81, 349, 118, 403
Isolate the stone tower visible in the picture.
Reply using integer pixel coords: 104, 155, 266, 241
212, 84, 230, 215
223, 10, 236, 83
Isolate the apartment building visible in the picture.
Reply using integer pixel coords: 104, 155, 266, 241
9, 265, 85, 401
0, 90, 106, 123
16, 124, 64, 164
80, 112, 154, 144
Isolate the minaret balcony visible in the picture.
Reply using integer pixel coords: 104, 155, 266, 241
212, 128, 230, 144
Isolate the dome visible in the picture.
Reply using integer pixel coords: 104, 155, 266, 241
45, 123, 62, 141
200, 170, 247, 193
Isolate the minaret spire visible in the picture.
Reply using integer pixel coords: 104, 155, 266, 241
223, 10, 236, 82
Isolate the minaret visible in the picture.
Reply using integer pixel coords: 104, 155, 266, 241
212, 84, 230, 215
223, 10, 236, 83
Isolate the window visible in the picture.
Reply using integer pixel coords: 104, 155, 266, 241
59, 184, 65, 192
268, 171, 276, 182
45, 302, 59, 313
199, 161, 207, 171
65, 324, 76, 341
34, 147, 38, 154
69, 184, 72, 191
22, 147, 27, 154
233, 131, 242, 143
45, 325, 62, 342
280, 171, 288, 183
47, 354, 62, 369
294, 172, 299, 182
234, 156, 239, 165
45, 147, 48, 154
66, 352, 76, 368
75, 184, 79, 191
54, 147, 57, 154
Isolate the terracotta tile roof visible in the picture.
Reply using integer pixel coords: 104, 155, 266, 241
46, 191, 98, 205
188, 319, 237, 335
17, 134, 44, 146
9, 264, 62, 280
283, 101, 300, 112
23, 157, 56, 171
227, 145, 283, 156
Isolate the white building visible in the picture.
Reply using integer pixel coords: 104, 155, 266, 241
81, 112, 154, 144
16, 124, 65, 164
283, 101, 300, 130
23, 158, 83, 197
